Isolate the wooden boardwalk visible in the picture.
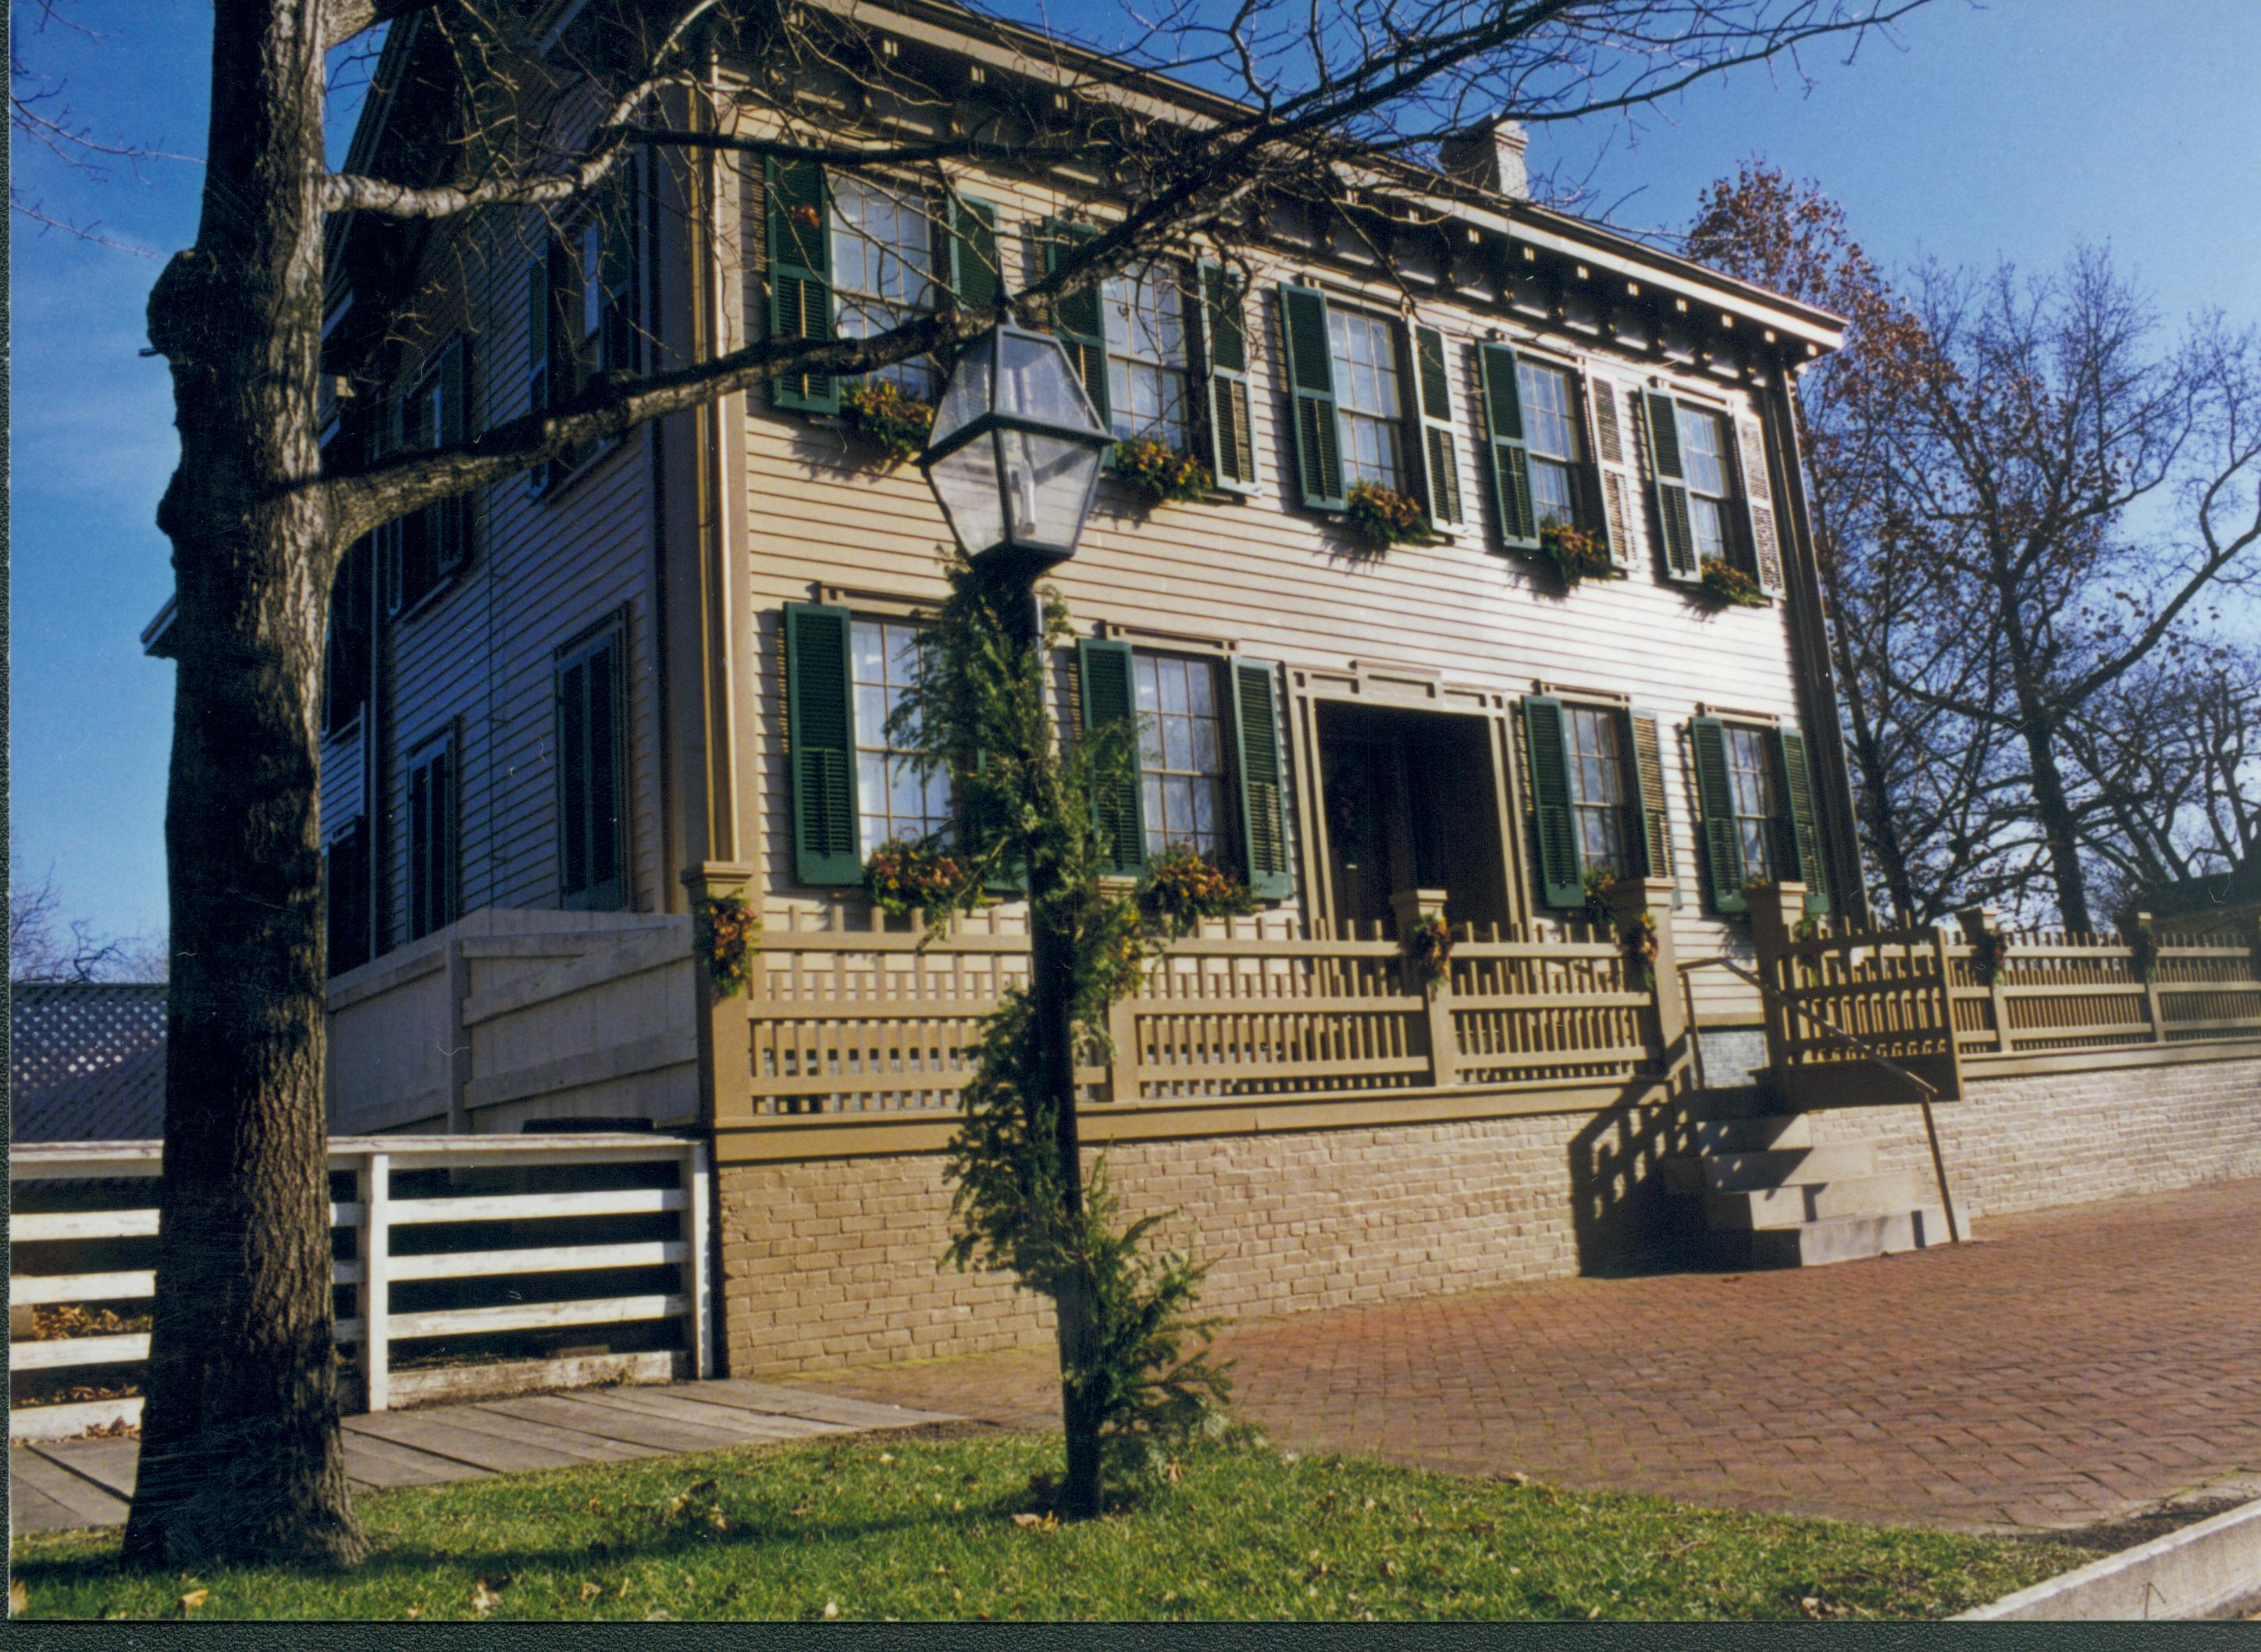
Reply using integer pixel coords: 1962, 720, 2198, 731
8, 1379, 961, 1535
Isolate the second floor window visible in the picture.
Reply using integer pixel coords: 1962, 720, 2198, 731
1327, 307, 1405, 490
831, 178, 937, 399
1133, 652, 1230, 863
851, 616, 953, 856
1724, 723, 1780, 884
1102, 264, 1191, 447
1676, 403, 1735, 565
1564, 704, 1631, 880
1516, 359, 1583, 530
386, 338, 472, 613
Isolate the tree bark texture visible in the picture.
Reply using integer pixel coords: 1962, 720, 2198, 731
123, 0, 367, 1569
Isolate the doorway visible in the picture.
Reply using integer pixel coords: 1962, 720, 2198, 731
1315, 702, 1510, 932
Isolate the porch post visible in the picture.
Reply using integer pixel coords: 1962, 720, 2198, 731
682, 861, 760, 1128
1604, 876, 1687, 1084
1955, 904, 2010, 1055
1746, 881, 1809, 1079
1390, 888, 1458, 1088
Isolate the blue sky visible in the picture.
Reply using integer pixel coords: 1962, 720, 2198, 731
10, 0, 2259, 944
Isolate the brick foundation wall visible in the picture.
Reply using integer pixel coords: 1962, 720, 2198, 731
1806, 1052, 2261, 1223
716, 1105, 1682, 1376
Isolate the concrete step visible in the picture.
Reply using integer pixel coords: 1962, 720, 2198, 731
1679, 1085, 1777, 1122
1702, 1170, 1928, 1230
1722, 1206, 1956, 1269
1687, 1113, 1814, 1155
1661, 1142, 1879, 1197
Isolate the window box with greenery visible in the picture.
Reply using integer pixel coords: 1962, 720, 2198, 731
1109, 436, 1212, 506
1699, 560, 1768, 607
1342, 479, 1434, 552
838, 378, 935, 463
1529, 519, 1617, 586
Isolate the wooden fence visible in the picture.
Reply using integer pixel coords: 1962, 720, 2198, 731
732, 906, 1665, 1121
9, 1134, 711, 1443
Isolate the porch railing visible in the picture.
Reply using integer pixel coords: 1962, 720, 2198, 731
9, 1134, 712, 1443
722, 895, 1681, 1123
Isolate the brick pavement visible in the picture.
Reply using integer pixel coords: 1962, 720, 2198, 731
792, 1177, 2261, 1535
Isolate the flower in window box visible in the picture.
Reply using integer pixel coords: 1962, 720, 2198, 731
1697, 561, 1767, 607
1343, 481, 1434, 553
1580, 866, 1622, 931
697, 894, 763, 999
838, 379, 937, 464
1135, 843, 1252, 936
1618, 907, 1661, 992
1529, 519, 1618, 587
1402, 912, 1455, 988
1110, 438, 1212, 506
863, 839, 970, 919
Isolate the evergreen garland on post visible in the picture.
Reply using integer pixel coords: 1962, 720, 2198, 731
888, 550, 1241, 1512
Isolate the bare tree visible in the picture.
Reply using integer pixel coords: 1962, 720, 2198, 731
9, 858, 169, 982
128, 0, 1925, 1565
8, 0, 194, 251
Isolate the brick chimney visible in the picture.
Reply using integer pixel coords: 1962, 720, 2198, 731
1437, 116, 1529, 201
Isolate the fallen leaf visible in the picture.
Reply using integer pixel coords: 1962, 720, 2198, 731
9, 1579, 25, 1615
579, 1582, 603, 1604
470, 1579, 504, 1615
176, 1589, 209, 1617
1380, 1561, 1398, 1579
664, 1494, 692, 1520
878, 1452, 895, 1464
789, 1503, 814, 1518
1800, 1597, 1823, 1621
405, 1604, 424, 1620
1467, 1521, 1497, 1537
1012, 1512, 1043, 1529
823, 1600, 840, 1619
710, 1508, 730, 1532
645, 1610, 671, 1621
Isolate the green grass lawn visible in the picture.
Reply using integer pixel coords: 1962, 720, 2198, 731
11, 1428, 2088, 1621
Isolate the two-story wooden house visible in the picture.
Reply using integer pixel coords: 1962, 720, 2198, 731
150, 0, 1914, 1372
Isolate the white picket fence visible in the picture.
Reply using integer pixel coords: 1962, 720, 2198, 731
9, 1134, 712, 1443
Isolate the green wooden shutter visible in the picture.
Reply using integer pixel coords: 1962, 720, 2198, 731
1230, 658, 1292, 900
525, 256, 553, 498
1629, 710, 1680, 908
435, 336, 472, 579
1196, 261, 1257, 493
940, 195, 1000, 315
1643, 391, 1701, 584
1521, 695, 1583, 908
1043, 219, 1109, 426
766, 158, 837, 414
1076, 638, 1146, 875
1689, 717, 1747, 913
1412, 325, 1462, 528
1276, 283, 1344, 509
785, 602, 862, 884
1775, 726, 1830, 914
1476, 343, 1539, 552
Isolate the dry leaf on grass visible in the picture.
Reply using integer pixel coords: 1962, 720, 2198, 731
9, 1579, 26, 1615
470, 1579, 504, 1615
822, 1600, 840, 1619
176, 1589, 209, 1617
579, 1582, 603, 1604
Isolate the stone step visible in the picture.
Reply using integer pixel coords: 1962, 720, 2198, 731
1679, 1085, 1777, 1122
1702, 1170, 1928, 1230
1694, 1206, 1955, 1269
1661, 1142, 1878, 1197
1687, 1113, 1813, 1154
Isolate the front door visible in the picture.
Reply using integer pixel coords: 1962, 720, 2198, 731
1316, 703, 1508, 933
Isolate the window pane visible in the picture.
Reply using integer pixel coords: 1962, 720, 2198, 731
1677, 406, 1730, 498
831, 179, 938, 398
1515, 362, 1581, 463
1531, 458, 1578, 530
1134, 651, 1230, 861
852, 615, 955, 851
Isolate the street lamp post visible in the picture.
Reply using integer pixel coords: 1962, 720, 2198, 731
918, 324, 1115, 1513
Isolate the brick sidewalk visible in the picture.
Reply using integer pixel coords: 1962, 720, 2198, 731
796, 1177, 2261, 1535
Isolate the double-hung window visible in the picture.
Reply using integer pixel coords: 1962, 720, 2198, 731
1564, 705, 1632, 881
1676, 403, 1735, 566
557, 627, 626, 911
1133, 652, 1230, 863
528, 169, 638, 493
1101, 264, 1193, 447
830, 177, 938, 399
381, 338, 472, 613
325, 817, 373, 977
1687, 717, 1830, 915
1521, 695, 1676, 908
850, 616, 953, 856
1327, 307, 1405, 491
1722, 724, 1779, 885
406, 731, 458, 942
1515, 358, 1583, 532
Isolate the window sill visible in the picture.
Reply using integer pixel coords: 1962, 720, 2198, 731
320, 709, 367, 748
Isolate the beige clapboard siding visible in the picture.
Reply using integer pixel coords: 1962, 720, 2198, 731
733, 152, 1808, 1025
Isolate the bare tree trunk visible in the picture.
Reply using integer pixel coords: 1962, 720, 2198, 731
2014, 710, 2093, 935
123, 0, 367, 1569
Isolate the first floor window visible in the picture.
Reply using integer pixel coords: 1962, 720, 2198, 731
1725, 723, 1779, 884
406, 733, 458, 941
557, 629, 626, 910
1516, 358, 1583, 529
325, 817, 372, 976
1676, 402, 1735, 565
1326, 307, 1405, 490
1564, 705, 1632, 879
853, 616, 953, 855
1102, 263, 1192, 447
1134, 651, 1229, 861
831, 176, 938, 398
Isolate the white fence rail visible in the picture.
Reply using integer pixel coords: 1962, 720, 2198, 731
9, 1134, 711, 1443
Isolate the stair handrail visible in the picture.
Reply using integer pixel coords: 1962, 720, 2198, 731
1681, 953, 1961, 1245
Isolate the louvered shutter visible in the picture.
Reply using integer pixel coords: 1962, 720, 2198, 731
1476, 343, 1539, 553
940, 195, 1000, 315
525, 256, 553, 498
1230, 659, 1292, 899
1410, 325, 1462, 528
1736, 412, 1786, 596
1043, 219, 1109, 426
600, 165, 639, 374
1775, 726, 1829, 914
766, 158, 837, 414
1077, 639, 1146, 875
1584, 373, 1639, 571
785, 603, 862, 884
435, 336, 472, 579
1195, 261, 1258, 494
1643, 391, 1702, 584
1521, 696, 1583, 908
1629, 710, 1680, 908
1689, 717, 1747, 914
1276, 283, 1344, 509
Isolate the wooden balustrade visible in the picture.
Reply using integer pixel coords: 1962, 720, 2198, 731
1945, 927, 2261, 1059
